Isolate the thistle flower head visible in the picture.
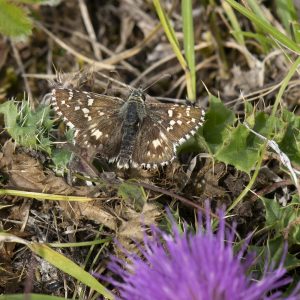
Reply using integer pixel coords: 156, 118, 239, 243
104, 203, 300, 300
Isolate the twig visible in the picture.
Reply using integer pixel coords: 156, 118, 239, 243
41, 22, 140, 76
136, 181, 219, 218
78, 0, 102, 60
36, 22, 114, 70
249, 179, 293, 202
11, 41, 34, 109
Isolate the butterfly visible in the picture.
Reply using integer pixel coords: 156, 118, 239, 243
51, 87, 205, 169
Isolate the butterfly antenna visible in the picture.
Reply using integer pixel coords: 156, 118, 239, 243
142, 74, 172, 92
96, 72, 132, 90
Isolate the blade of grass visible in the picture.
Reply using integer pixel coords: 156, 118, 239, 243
152, 0, 195, 100
49, 238, 111, 248
226, 0, 300, 53
0, 232, 114, 299
182, 0, 196, 100
0, 189, 94, 202
246, 0, 268, 21
274, 0, 297, 36
221, 0, 245, 46
152, 0, 184, 66
0, 295, 69, 300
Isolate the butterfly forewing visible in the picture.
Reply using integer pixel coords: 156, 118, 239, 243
52, 88, 124, 129
52, 88, 125, 158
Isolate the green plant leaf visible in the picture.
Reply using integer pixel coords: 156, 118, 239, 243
51, 148, 73, 172
0, 101, 36, 147
203, 95, 235, 154
279, 110, 300, 165
0, 0, 32, 37
262, 196, 300, 245
118, 181, 147, 212
252, 236, 300, 271
263, 197, 283, 227
215, 124, 260, 173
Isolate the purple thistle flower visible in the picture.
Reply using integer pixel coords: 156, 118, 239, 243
103, 203, 300, 300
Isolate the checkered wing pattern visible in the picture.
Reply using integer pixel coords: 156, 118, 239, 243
51, 87, 205, 169
131, 103, 205, 168
51, 88, 124, 159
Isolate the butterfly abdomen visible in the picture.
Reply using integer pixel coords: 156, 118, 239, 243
117, 102, 141, 169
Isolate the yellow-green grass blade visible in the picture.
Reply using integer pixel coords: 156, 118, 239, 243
0, 294, 69, 300
226, 0, 300, 53
221, 0, 245, 46
0, 189, 94, 202
0, 232, 114, 299
182, 0, 196, 100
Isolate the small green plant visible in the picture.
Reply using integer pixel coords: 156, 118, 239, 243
0, 0, 56, 38
0, 98, 73, 172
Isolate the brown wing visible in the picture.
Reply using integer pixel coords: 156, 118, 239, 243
147, 102, 205, 143
131, 116, 175, 168
74, 111, 124, 161
131, 103, 205, 168
51, 88, 125, 160
51, 88, 124, 130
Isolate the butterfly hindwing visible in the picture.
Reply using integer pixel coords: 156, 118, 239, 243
131, 116, 175, 167
75, 112, 124, 160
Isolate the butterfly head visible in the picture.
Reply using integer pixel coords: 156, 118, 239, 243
128, 87, 146, 102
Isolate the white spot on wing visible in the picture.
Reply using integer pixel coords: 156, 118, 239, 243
168, 109, 173, 117
131, 161, 139, 168
66, 121, 74, 128
160, 131, 168, 142
74, 130, 79, 137
179, 137, 186, 144
152, 139, 162, 149
91, 129, 102, 139
68, 90, 73, 100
